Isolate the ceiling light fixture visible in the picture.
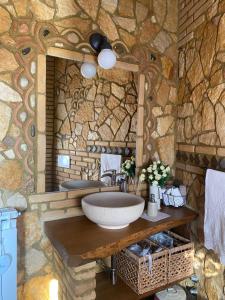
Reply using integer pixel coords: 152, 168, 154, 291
89, 32, 117, 70
80, 62, 97, 79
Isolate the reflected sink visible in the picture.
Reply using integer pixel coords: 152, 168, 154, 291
60, 180, 106, 191
82, 192, 145, 229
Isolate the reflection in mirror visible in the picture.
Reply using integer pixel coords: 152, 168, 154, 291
45, 56, 137, 192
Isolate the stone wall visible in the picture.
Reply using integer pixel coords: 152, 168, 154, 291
0, 0, 177, 299
52, 57, 137, 189
177, 0, 225, 298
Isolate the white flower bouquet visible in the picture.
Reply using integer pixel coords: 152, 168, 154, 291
140, 160, 170, 187
121, 156, 136, 178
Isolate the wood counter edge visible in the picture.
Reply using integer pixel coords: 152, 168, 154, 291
45, 207, 198, 267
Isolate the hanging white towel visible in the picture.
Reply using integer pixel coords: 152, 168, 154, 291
100, 154, 121, 185
204, 169, 225, 264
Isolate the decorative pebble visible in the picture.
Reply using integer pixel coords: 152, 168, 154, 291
43, 29, 50, 37
54, 43, 64, 48
92, 145, 97, 153
20, 76, 29, 89
147, 144, 152, 151
106, 148, 112, 154
125, 148, 130, 156
29, 94, 36, 108
117, 148, 123, 154
92, 24, 98, 30
20, 143, 28, 152
19, 111, 27, 122
30, 61, 36, 75
150, 53, 156, 61
4, 149, 15, 159
151, 16, 157, 23
112, 147, 117, 154
220, 158, 225, 169
81, 47, 91, 53
67, 32, 79, 44
22, 47, 31, 55
96, 146, 101, 153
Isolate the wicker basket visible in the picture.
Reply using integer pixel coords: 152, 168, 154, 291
115, 240, 168, 295
165, 231, 194, 283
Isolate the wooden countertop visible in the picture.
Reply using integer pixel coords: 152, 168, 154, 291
45, 206, 197, 267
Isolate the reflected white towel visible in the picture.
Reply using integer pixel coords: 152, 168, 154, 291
100, 154, 121, 185
204, 169, 225, 264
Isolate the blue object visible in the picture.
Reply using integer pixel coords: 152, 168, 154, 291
0, 208, 20, 300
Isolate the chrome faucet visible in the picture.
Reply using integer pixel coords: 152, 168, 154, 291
101, 169, 127, 190
101, 169, 117, 185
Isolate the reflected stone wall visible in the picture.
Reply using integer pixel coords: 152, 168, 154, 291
50, 58, 137, 188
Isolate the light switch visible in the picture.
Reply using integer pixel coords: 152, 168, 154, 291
57, 155, 70, 168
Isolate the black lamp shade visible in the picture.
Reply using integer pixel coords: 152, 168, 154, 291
89, 33, 112, 52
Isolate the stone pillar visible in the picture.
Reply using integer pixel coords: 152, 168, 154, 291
54, 250, 96, 300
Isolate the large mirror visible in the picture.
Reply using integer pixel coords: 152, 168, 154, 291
44, 54, 139, 192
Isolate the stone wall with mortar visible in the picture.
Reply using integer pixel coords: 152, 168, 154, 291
177, 0, 225, 298
0, 0, 177, 298
54, 250, 96, 300
52, 57, 137, 189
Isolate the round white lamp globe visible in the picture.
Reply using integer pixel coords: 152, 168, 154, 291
98, 49, 117, 69
80, 62, 97, 79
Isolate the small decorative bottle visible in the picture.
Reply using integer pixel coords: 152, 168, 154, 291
147, 199, 158, 218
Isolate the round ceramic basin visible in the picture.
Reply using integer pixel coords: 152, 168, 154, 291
82, 192, 145, 230
59, 180, 106, 191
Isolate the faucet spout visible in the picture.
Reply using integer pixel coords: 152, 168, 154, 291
101, 169, 117, 185
101, 173, 113, 179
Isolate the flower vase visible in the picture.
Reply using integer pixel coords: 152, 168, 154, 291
149, 185, 161, 210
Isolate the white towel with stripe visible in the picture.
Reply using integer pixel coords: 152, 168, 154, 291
204, 169, 225, 264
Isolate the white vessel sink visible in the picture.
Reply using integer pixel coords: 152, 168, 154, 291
59, 180, 106, 191
81, 192, 145, 229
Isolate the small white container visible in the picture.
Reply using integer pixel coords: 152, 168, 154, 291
149, 185, 161, 210
147, 202, 158, 218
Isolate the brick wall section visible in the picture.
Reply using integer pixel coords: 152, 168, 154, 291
54, 250, 96, 300
29, 183, 149, 221
178, 0, 215, 47
54, 143, 136, 189
46, 56, 56, 192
